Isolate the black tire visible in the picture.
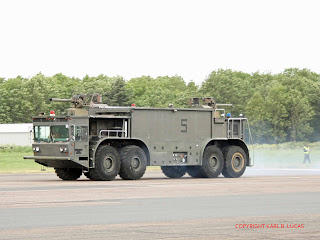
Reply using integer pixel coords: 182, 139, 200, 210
199, 145, 224, 178
55, 168, 82, 180
84, 171, 94, 180
186, 166, 204, 178
161, 166, 186, 178
89, 145, 121, 181
222, 146, 247, 178
119, 145, 147, 180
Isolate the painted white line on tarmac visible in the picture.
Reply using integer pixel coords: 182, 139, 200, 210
252, 168, 320, 171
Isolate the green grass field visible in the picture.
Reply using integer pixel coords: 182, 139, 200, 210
0, 151, 55, 173
0, 145, 319, 173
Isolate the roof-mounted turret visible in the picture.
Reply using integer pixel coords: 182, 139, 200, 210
49, 94, 104, 116
50, 94, 103, 108
189, 97, 233, 109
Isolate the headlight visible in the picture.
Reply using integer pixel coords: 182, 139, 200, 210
60, 147, 68, 153
34, 146, 40, 152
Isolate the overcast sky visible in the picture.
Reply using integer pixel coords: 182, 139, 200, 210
1, 0, 319, 85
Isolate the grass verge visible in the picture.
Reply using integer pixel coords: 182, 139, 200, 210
0, 151, 55, 173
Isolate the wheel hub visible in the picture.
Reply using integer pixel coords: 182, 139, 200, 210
231, 153, 244, 172
131, 156, 141, 172
103, 156, 115, 172
209, 155, 219, 170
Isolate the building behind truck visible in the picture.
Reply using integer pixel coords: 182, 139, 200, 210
0, 123, 33, 146
24, 94, 253, 180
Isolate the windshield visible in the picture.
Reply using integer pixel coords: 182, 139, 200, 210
34, 125, 69, 142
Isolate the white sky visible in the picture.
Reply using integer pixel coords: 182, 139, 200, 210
0, 0, 319, 85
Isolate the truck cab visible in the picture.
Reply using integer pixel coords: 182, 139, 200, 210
28, 115, 89, 169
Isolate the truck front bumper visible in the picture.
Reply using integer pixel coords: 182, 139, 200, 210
23, 156, 84, 168
24, 156, 72, 161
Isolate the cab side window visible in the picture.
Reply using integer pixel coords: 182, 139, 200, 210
72, 126, 88, 141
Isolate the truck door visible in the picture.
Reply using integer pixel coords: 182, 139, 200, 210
71, 120, 89, 167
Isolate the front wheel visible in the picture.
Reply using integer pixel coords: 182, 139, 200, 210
222, 146, 247, 178
55, 168, 82, 180
84, 171, 94, 180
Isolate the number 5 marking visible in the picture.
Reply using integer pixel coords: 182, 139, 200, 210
181, 119, 188, 133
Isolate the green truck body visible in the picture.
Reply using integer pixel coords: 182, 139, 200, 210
24, 96, 252, 180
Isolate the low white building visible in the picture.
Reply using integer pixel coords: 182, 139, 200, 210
0, 124, 33, 146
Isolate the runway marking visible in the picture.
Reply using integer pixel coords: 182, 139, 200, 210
251, 168, 320, 171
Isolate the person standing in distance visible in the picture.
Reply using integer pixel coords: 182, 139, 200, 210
303, 144, 311, 165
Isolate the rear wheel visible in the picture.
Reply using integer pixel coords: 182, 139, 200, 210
119, 145, 147, 180
161, 166, 186, 178
222, 146, 247, 178
89, 145, 121, 181
199, 145, 224, 178
55, 168, 82, 180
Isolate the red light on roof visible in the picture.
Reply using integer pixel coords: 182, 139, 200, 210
131, 103, 136, 107
50, 111, 55, 116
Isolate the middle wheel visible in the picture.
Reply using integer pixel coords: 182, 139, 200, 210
119, 145, 147, 180
89, 145, 121, 181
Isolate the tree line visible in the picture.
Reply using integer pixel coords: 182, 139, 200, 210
0, 68, 319, 144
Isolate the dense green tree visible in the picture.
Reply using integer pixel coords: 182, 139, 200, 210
278, 69, 320, 141
0, 68, 319, 144
264, 84, 289, 143
76, 74, 113, 95
127, 75, 196, 108
245, 92, 267, 143
104, 77, 132, 106
200, 69, 251, 115
0, 87, 12, 123
0, 76, 31, 123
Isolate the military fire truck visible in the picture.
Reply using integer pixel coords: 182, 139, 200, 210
24, 94, 253, 180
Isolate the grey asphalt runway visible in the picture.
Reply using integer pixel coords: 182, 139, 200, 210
0, 168, 319, 240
